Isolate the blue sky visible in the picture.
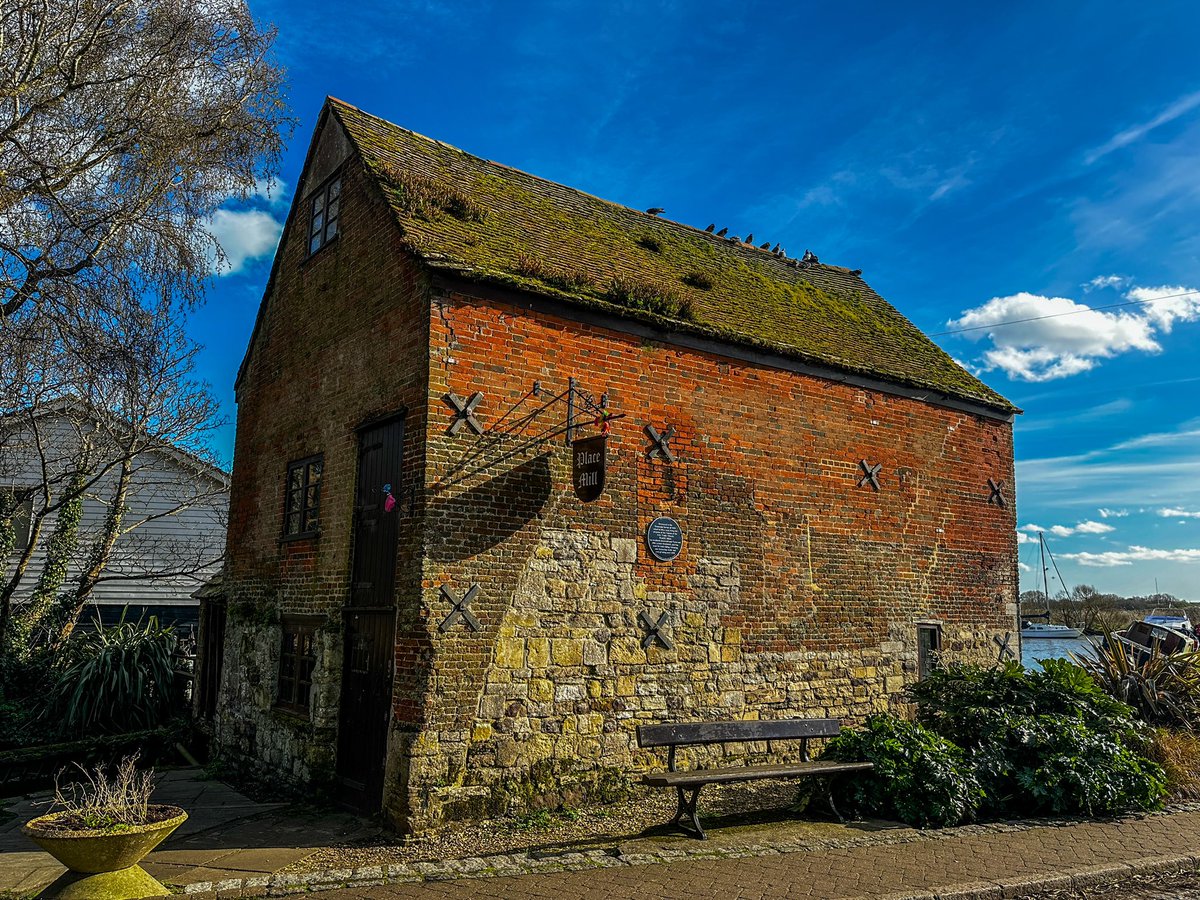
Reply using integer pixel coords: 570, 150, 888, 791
197, 1, 1200, 599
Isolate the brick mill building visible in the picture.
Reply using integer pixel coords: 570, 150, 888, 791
208, 98, 1020, 831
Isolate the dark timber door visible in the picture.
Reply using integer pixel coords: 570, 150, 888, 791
336, 417, 404, 812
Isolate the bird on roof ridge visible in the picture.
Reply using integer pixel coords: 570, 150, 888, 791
760, 241, 771, 250
646, 207, 664, 216
705, 223, 715, 232
802, 249, 818, 263
850, 268, 863, 276
730, 235, 740, 242
716, 227, 728, 237
745, 233, 754, 244
771, 243, 780, 254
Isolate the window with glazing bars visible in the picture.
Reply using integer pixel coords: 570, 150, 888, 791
283, 455, 322, 537
308, 174, 342, 255
276, 617, 317, 716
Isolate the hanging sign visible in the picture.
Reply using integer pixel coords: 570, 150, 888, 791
646, 516, 683, 562
572, 434, 607, 502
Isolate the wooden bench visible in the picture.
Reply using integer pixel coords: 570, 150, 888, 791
636, 718, 873, 839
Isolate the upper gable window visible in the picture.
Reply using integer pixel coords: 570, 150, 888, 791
308, 174, 342, 256
283, 455, 323, 538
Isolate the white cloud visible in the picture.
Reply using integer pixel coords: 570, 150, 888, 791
208, 208, 283, 275
1060, 545, 1200, 567
1019, 520, 1114, 538
1085, 90, 1200, 165
1019, 562, 1032, 572
1085, 274, 1128, 292
1098, 508, 1129, 518
1016, 531, 1035, 544
948, 285, 1200, 381
1158, 508, 1200, 519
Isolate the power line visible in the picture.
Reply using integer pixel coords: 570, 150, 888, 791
929, 288, 1200, 338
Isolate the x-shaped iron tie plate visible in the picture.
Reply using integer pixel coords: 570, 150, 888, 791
444, 392, 484, 436
438, 584, 481, 632
639, 610, 674, 650
987, 478, 1007, 508
993, 632, 1015, 662
858, 459, 882, 491
645, 424, 676, 462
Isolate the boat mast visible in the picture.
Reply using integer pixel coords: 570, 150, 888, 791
1040, 531, 1050, 607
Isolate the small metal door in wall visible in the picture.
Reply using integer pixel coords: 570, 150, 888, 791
336, 417, 403, 813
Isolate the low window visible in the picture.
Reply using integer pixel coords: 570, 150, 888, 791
283, 456, 322, 537
917, 624, 942, 680
308, 174, 342, 255
276, 617, 318, 716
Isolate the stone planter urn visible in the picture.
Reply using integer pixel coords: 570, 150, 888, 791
22, 805, 187, 899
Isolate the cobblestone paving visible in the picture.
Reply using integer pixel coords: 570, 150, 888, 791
299, 811, 1200, 899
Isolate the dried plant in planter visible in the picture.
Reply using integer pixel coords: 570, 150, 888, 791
46, 754, 160, 832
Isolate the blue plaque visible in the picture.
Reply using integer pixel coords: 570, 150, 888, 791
646, 516, 683, 562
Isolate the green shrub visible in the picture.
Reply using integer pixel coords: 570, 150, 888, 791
825, 662, 1167, 828
821, 714, 983, 827
970, 713, 1166, 817
44, 615, 179, 736
907, 659, 1135, 748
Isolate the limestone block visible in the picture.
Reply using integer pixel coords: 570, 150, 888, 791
530, 678, 554, 702
552, 639, 584, 667
612, 538, 638, 564
495, 638, 525, 669
609, 638, 646, 665
527, 638, 550, 668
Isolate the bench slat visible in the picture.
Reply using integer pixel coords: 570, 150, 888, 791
636, 718, 841, 748
642, 760, 873, 787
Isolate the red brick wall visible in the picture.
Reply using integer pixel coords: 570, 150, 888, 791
411, 283, 1017, 826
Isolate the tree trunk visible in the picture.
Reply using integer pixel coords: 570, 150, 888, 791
53, 457, 132, 649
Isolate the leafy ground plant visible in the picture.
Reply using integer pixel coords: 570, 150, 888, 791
821, 714, 983, 828
1074, 633, 1200, 729
43, 613, 179, 736
47, 754, 155, 831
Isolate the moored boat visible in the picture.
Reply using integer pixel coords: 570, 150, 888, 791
1117, 609, 1199, 656
1021, 621, 1083, 639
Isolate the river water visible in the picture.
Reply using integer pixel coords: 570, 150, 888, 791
1020, 634, 1099, 671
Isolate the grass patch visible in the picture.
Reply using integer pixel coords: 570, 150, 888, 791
605, 276, 692, 320
1148, 728, 1200, 798
636, 234, 662, 253
681, 270, 714, 290
513, 252, 594, 292
381, 167, 487, 222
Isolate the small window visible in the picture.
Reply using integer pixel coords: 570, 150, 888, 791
283, 456, 323, 537
917, 624, 942, 680
308, 174, 342, 255
276, 617, 318, 716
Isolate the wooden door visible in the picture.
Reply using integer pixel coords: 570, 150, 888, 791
336, 417, 403, 812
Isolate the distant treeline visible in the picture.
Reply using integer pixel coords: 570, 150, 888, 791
1020, 586, 1197, 633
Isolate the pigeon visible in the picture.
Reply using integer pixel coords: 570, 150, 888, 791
716, 227, 728, 237
771, 243, 780, 254
802, 249, 818, 263
760, 241, 771, 250
705, 223, 715, 232
730, 236, 741, 242
850, 268, 863, 276
646, 207, 665, 216
745, 233, 754, 244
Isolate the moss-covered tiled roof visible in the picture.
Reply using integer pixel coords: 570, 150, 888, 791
329, 99, 1015, 414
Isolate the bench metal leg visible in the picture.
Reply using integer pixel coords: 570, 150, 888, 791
670, 786, 707, 840
826, 784, 845, 824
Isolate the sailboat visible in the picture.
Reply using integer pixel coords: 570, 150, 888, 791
1021, 532, 1083, 639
